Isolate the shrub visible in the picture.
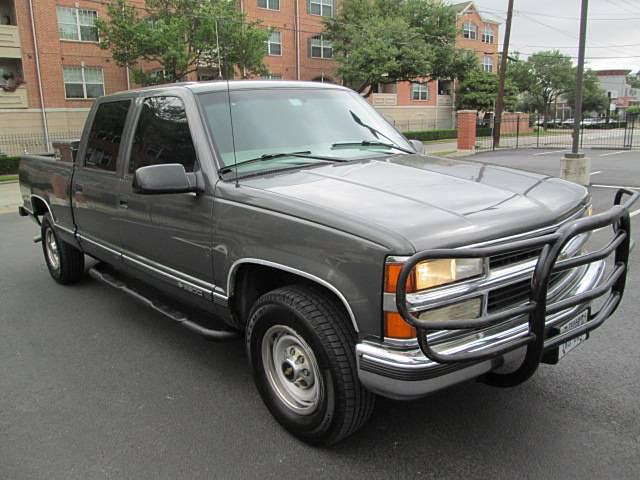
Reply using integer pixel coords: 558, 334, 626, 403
404, 129, 457, 141
0, 155, 20, 175
404, 127, 492, 142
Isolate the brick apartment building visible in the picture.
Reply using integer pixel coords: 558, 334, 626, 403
0, 0, 497, 151
370, 1, 499, 130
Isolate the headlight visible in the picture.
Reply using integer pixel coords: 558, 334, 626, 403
385, 258, 484, 293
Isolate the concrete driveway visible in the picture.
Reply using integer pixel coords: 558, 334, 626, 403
0, 181, 20, 214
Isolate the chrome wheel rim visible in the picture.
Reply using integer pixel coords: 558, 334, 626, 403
261, 325, 323, 415
45, 229, 60, 270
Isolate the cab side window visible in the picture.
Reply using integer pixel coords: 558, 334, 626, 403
129, 96, 197, 174
84, 100, 131, 172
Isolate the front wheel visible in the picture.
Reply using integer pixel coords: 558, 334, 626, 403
246, 285, 375, 445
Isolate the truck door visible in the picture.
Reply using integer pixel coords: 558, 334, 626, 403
73, 99, 132, 260
119, 95, 214, 289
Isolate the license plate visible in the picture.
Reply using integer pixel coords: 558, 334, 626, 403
541, 309, 591, 365
558, 310, 590, 360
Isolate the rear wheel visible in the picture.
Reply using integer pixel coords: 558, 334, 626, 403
41, 215, 84, 284
246, 285, 375, 445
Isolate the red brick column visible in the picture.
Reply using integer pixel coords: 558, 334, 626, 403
457, 110, 477, 152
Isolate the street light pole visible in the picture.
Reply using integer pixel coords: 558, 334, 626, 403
493, 0, 514, 149
561, 0, 591, 185
571, 0, 589, 154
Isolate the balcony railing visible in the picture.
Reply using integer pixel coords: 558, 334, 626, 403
370, 93, 398, 106
0, 86, 28, 108
0, 25, 21, 58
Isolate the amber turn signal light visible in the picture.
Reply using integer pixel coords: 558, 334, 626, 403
384, 263, 416, 293
384, 312, 417, 339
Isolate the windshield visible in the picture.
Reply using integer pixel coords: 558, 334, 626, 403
197, 87, 412, 175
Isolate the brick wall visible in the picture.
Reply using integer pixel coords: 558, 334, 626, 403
242, 1, 337, 81
456, 5, 499, 72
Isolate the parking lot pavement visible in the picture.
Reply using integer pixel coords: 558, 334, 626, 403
2, 155, 640, 479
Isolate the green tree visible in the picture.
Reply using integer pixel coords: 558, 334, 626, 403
324, 0, 476, 94
565, 69, 608, 115
96, 0, 270, 85
507, 50, 575, 121
456, 68, 517, 112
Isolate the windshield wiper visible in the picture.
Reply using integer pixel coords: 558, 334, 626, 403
347, 111, 416, 154
332, 140, 415, 154
218, 151, 345, 174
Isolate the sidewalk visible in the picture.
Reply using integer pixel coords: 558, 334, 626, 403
422, 140, 458, 155
0, 181, 20, 215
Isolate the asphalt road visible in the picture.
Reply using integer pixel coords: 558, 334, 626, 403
1, 150, 639, 479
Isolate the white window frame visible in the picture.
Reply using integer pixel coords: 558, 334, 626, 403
483, 55, 494, 73
411, 83, 429, 101
56, 6, 99, 43
267, 31, 282, 56
63, 66, 105, 100
309, 0, 335, 17
257, 0, 280, 10
482, 26, 494, 43
310, 35, 333, 59
262, 74, 283, 80
463, 22, 477, 40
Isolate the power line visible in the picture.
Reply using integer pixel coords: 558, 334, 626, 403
479, 7, 640, 21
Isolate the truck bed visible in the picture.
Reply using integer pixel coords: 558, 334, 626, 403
19, 153, 75, 236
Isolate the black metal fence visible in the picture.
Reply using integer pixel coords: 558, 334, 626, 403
476, 114, 639, 151
0, 131, 82, 156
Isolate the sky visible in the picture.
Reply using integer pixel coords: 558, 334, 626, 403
468, 0, 640, 74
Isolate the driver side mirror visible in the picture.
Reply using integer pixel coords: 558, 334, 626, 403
408, 139, 425, 155
133, 163, 202, 194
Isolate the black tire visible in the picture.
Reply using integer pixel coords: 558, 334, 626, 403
246, 285, 375, 446
41, 215, 84, 285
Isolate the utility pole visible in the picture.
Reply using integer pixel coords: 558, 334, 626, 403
493, 0, 514, 149
561, 0, 590, 185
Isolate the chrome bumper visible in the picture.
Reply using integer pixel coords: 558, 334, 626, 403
356, 259, 606, 400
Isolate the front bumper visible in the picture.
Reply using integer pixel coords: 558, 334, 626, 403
356, 259, 606, 400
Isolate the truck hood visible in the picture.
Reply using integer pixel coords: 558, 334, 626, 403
233, 155, 588, 252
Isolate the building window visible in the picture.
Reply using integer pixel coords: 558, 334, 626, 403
308, 0, 335, 17
438, 80, 452, 95
63, 66, 104, 99
411, 83, 429, 101
483, 55, 494, 73
463, 22, 477, 40
309, 35, 333, 59
482, 26, 494, 43
258, 0, 280, 10
267, 31, 282, 56
57, 7, 98, 42
262, 74, 282, 80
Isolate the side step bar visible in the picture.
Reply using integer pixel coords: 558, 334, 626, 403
89, 263, 239, 340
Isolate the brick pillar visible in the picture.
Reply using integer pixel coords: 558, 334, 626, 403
457, 110, 477, 152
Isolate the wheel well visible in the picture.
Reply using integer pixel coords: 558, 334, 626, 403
31, 196, 50, 217
229, 264, 354, 331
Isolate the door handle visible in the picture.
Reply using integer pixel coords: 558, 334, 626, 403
119, 200, 128, 209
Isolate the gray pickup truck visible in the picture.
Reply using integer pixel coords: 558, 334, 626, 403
18, 81, 637, 445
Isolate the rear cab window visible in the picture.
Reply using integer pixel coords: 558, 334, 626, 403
84, 100, 131, 172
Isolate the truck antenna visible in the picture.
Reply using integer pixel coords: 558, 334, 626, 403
226, 79, 239, 188
217, 19, 239, 188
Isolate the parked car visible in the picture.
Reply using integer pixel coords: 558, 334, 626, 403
562, 118, 575, 128
18, 81, 637, 445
